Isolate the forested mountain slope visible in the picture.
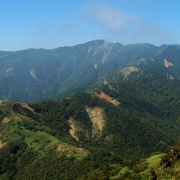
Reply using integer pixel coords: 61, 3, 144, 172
1, 71, 180, 179
81, 142, 180, 179
1, 40, 180, 102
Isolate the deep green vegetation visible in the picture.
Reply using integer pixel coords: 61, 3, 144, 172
31, 71, 180, 158
1, 70, 180, 179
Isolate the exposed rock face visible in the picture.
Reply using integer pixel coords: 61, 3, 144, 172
86, 106, 105, 138
19, 102, 36, 113
68, 118, 89, 141
68, 118, 79, 141
164, 59, 173, 68
30, 69, 37, 80
121, 66, 139, 79
68, 107, 106, 140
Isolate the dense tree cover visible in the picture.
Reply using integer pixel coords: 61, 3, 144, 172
28, 71, 180, 160
0, 139, 122, 180
0, 140, 28, 179
73, 142, 180, 180
1, 138, 180, 179
100, 71, 180, 139
1, 71, 180, 179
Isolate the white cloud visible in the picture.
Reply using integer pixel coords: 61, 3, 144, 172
147, 24, 167, 38
82, 3, 132, 33
81, 2, 167, 44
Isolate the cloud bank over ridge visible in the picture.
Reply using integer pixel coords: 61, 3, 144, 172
82, 2, 167, 44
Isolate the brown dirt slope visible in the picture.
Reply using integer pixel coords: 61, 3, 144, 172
95, 91, 120, 106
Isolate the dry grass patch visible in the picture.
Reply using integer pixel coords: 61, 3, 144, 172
0, 140, 6, 148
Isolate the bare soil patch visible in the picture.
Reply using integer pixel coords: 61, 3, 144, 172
57, 143, 68, 152
95, 91, 120, 106
2, 116, 12, 124
164, 59, 173, 68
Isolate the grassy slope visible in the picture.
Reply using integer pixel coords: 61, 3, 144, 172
0, 101, 88, 179
83, 147, 180, 180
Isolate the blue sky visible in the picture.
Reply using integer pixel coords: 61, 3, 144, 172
0, 0, 180, 51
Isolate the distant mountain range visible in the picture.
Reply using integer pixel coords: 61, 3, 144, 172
1, 40, 180, 102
